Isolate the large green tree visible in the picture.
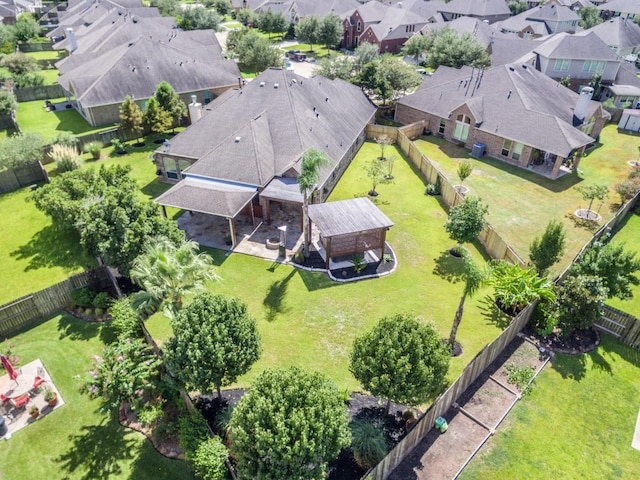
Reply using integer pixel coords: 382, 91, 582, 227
119, 95, 144, 142
578, 6, 603, 29
229, 29, 281, 72
32, 164, 183, 274
298, 148, 331, 257
449, 251, 486, 352
256, 9, 287, 38
350, 314, 450, 414
0, 131, 45, 170
229, 366, 350, 480
144, 97, 172, 135
529, 220, 566, 276
556, 274, 608, 335
402, 34, 429, 63
154, 81, 187, 131
444, 196, 488, 251
13, 14, 41, 43
569, 241, 640, 300
0, 52, 38, 75
165, 293, 261, 399
425, 27, 490, 69
295, 15, 320, 51
177, 6, 221, 31
130, 237, 219, 319
318, 14, 342, 53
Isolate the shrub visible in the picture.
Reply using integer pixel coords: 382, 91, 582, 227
505, 364, 535, 396
111, 138, 127, 154
192, 437, 228, 480
530, 298, 558, 337
137, 401, 165, 427
83, 141, 103, 160
51, 131, 79, 148
51, 144, 82, 172
94, 307, 104, 316
109, 298, 142, 339
425, 182, 440, 195
92, 292, 112, 309
71, 287, 96, 308
213, 405, 234, 444
350, 418, 388, 470
179, 411, 210, 459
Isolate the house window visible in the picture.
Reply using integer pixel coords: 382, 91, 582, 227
453, 114, 470, 142
438, 118, 446, 135
512, 142, 524, 161
357, 21, 361, 32
582, 60, 605, 74
502, 139, 512, 157
554, 59, 570, 72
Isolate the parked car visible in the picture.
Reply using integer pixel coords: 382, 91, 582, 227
286, 50, 307, 62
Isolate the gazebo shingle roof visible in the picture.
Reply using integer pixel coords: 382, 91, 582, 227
308, 198, 394, 237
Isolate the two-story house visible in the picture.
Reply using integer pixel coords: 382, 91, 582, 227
496, 3, 580, 38
437, 0, 511, 24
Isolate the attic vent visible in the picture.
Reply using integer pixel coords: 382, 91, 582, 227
274, 83, 279, 88
235, 137, 241, 143
522, 64, 527, 70
509, 66, 515, 71
259, 82, 265, 87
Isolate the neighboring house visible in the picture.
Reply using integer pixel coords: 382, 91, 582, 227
496, 3, 580, 38
342, 1, 430, 53
437, 0, 511, 24
599, 63, 640, 108
0, 2, 16, 24
395, 64, 610, 178
56, 34, 240, 126
232, 0, 359, 23
422, 15, 498, 49
154, 68, 376, 245
597, 0, 640, 21
584, 16, 640, 58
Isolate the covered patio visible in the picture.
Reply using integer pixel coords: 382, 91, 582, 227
308, 197, 394, 269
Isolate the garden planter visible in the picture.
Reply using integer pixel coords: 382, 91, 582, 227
46, 392, 58, 408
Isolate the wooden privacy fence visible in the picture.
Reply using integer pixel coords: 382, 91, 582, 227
366, 122, 525, 266
0, 161, 49, 194
595, 306, 640, 349
15, 84, 65, 102
0, 267, 112, 337
365, 303, 536, 480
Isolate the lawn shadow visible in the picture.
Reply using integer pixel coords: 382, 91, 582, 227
57, 313, 102, 341
296, 268, 339, 292
128, 440, 187, 480
55, 416, 137, 480
432, 249, 464, 283
564, 212, 602, 233
262, 268, 295, 322
199, 247, 231, 267
550, 350, 588, 381
589, 348, 613, 376
140, 178, 172, 200
10, 224, 93, 272
477, 295, 512, 330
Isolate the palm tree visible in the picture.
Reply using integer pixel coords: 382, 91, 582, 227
448, 250, 486, 353
130, 237, 219, 319
298, 148, 331, 258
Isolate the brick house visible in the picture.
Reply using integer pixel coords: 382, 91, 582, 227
395, 64, 610, 179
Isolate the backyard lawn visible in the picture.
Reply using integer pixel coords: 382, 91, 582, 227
607, 207, 640, 318
459, 335, 640, 480
0, 313, 191, 480
147, 142, 509, 392
15, 100, 106, 139
414, 125, 634, 275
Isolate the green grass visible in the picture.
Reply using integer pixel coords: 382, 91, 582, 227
0, 187, 94, 305
223, 21, 242, 29
25, 50, 64, 61
414, 125, 633, 274
15, 100, 106, 140
607, 208, 640, 317
0, 313, 191, 480
282, 43, 334, 59
40, 68, 59, 85
147, 142, 508, 392
460, 335, 640, 480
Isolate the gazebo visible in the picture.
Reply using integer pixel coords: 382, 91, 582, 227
307, 197, 394, 269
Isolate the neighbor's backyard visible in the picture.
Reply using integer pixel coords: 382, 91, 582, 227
607, 208, 640, 318
414, 124, 635, 276
459, 335, 640, 480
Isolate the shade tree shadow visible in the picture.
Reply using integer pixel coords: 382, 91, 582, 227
10, 224, 92, 272
262, 269, 295, 322
477, 295, 512, 330
432, 250, 465, 283
55, 417, 137, 480
550, 350, 588, 381
57, 313, 102, 341
296, 268, 339, 292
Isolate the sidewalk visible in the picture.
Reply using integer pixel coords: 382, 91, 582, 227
388, 336, 551, 480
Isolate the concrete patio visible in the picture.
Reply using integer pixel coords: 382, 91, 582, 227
1, 359, 64, 440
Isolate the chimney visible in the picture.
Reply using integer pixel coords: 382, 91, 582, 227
574, 86, 594, 124
188, 95, 203, 124
66, 28, 77, 53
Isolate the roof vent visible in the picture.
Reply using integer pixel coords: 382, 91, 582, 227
522, 64, 527, 69
509, 66, 515, 71
507, 90, 512, 99
235, 137, 241, 143
259, 81, 265, 87
274, 83, 279, 88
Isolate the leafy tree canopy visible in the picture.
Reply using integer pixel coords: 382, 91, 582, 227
578, 6, 603, 29
144, 97, 172, 135
444, 196, 488, 246
256, 9, 287, 37
165, 293, 261, 398
228, 28, 281, 72
508, 1, 529, 15
230, 366, 350, 480
350, 314, 450, 411
569, 241, 640, 300
0, 131, 45, 170
318, 14, 342, 51
0, 89, 18, 117
425, 27, 490, 70
0, 52, 38, 75
154, 81, 187, 128
529, 220, 566, 276
177, 6, 221, 31
119, 95, 144, 141
295, 15, 320, 50
402, 33, 429, 62
13, 14, 41, 43
556, 274, 608, 334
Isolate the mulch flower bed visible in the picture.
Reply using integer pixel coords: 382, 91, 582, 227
523, 326, 600, 355
119, 402, 183, 459
64, 307, 111, 323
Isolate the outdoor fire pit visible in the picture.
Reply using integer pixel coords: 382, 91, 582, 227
265, 237, 280, 250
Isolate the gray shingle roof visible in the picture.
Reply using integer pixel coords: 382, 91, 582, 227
49, 0, 144, 38
155, 177, 255, 218
163, 68, 376, 188
398, 64, 604, 156
526, 3, 579, 21
426, 15, 498, 47
57, 35, 240, 107
533, 32, 619, 60
308, 197, 394, 237
260, 177, 304, 204
584, 17, 640, 50
596, 0, 640, 15
438, 0, 510, 17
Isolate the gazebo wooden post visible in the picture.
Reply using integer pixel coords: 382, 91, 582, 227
161, 205, 167, 218
325, 236, 331, 269
228, 217, 237, 248
380, 228, 388, 261
551, 156, 564, 178
250, 200, 256, 227
265, 199, 271, 224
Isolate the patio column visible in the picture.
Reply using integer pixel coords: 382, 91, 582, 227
161, 205, 167, 218
325, 236, 331, 269
551, 156, 563, 179
572, 146, 586, 172
228, 217, 237, 248
265, 199, 271, 224
380, 228, 387, 261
